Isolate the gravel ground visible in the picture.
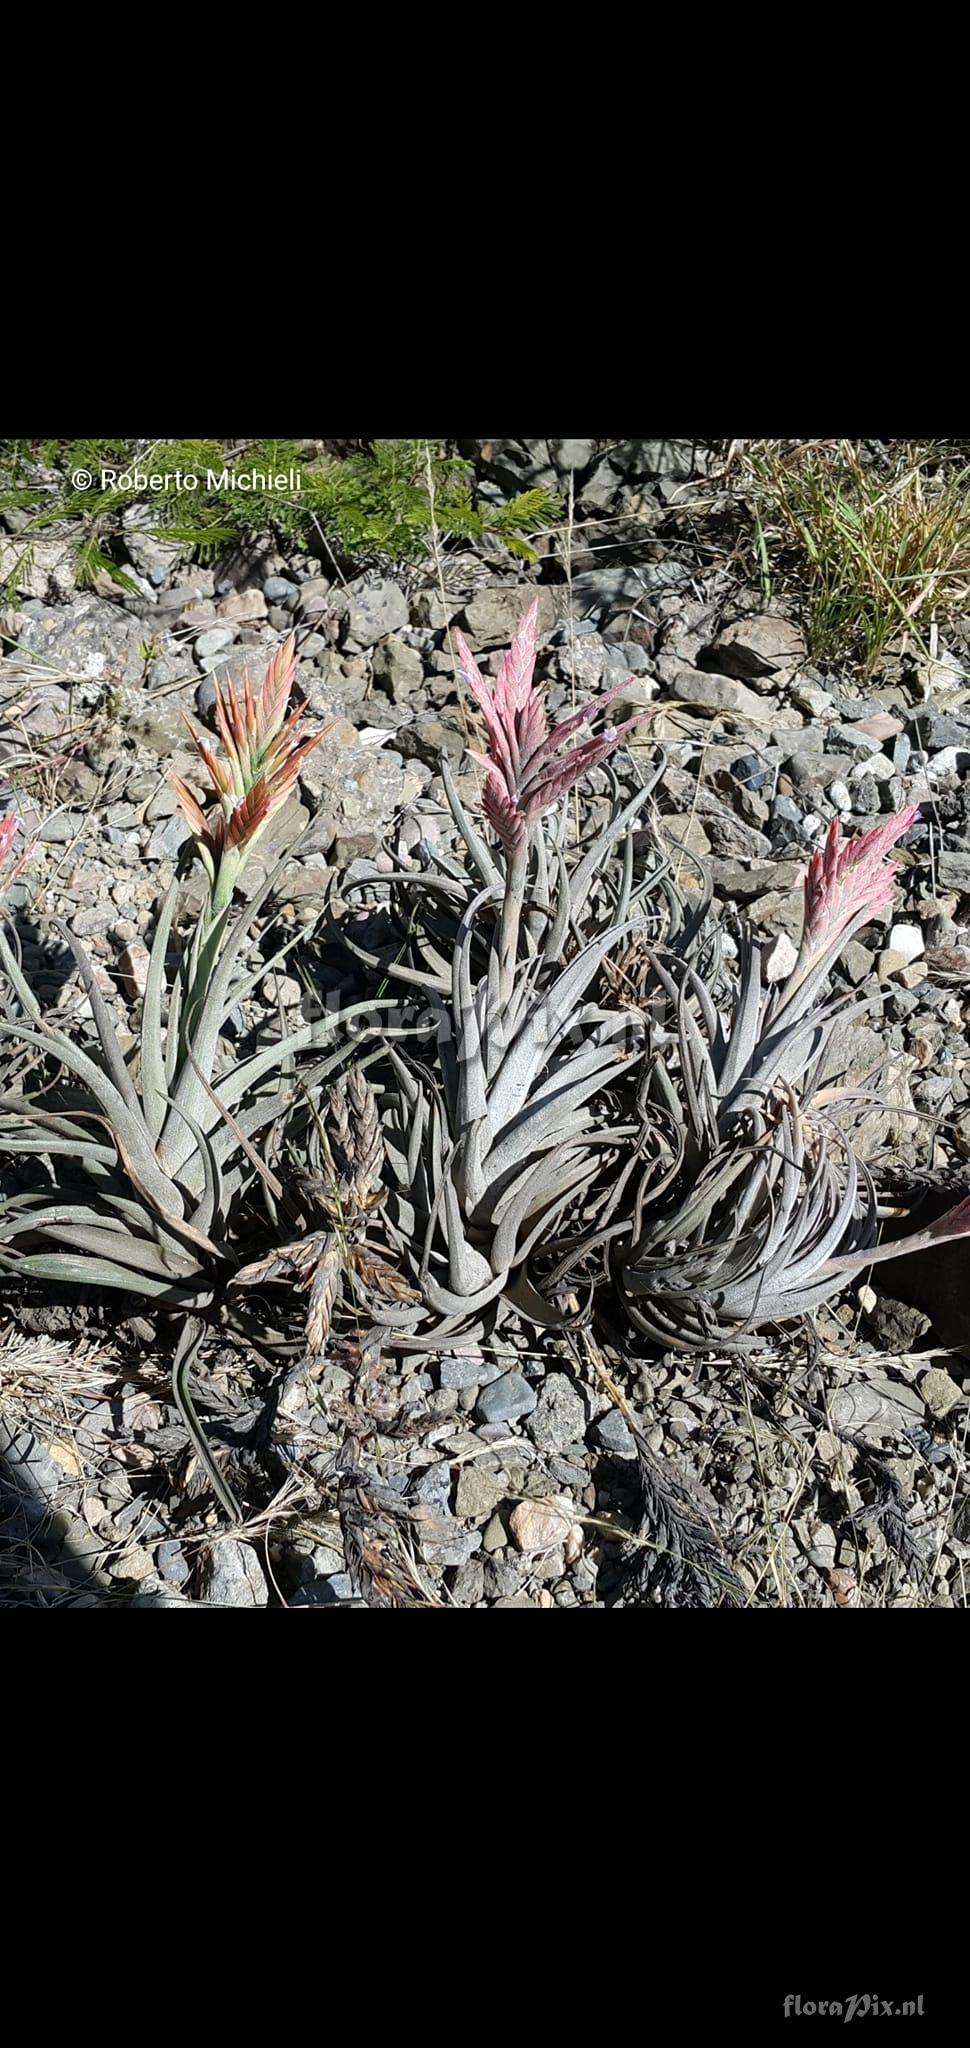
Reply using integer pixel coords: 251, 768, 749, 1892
1, 436, 968, 1609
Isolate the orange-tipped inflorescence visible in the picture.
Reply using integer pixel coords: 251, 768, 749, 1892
454, 599, 654, 854
171, 635, 329, 909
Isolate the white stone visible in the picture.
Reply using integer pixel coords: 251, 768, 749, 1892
850, 752, 896, 782
929, 746, 970, 777
765, 931, 798, 984
829, 780, 852, 812
888, 923, 924, 964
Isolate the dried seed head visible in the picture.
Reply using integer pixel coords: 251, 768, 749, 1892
306, 1232, 341, 1355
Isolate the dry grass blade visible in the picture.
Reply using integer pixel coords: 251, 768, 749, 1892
732, 439, 970, 671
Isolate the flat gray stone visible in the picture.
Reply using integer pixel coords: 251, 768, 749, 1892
203, 1539, 269, 1608
475, 1372, 537, 1425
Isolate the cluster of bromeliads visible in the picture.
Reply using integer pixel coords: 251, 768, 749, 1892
0, 604, 967, 1514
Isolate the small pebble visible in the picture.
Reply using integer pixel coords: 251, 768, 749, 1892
921, 1369, 965, 1419
593, 1410, 636, 1457
509, 1498, 574, 1555
888, 923, 924, 964
475, 1372, 537, 1424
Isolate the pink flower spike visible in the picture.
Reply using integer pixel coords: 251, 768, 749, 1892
801, 806, 921, 959
453, 629, 519, 784
523, 716, 649, 819
482, 772, 528, 854
494, 597, 540, 720
526, 676, 642, 771
0, 814, 37, 894
455, 599, 658, 853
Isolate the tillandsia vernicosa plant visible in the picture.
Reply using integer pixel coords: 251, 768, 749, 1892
377, 598, 668, 1344
453, 603, 652, 1002
0, 639, 401, 1515
337, 597, 718, 999
615, 807, 970, 1352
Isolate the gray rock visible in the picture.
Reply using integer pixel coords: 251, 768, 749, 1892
129, 1588, 194, 1608
796, 1520, 839, 1570
439, 1354, 501, 1391
621, 439, 698, 479
454, 1465, 507, 1521
525, 1373, 588, 1454
449, 1558, 485, 1604
593, 1409, 637, 1457
371, 633, 425, 702
345, 578, 409, 648
408, 1462, 453, 1512
708, 857, 804, 903
827, 1378, 925, 1440
831, 724, 881, 757
147, 814, 191, 861
921, 1368, 965, 1419
706, 615, 806, 679
203, 1539, 269, 1607
938, 851, 970, 894
484, 1558, 527, 1599
394, 712, 466, 770
156, 1540, 191, 1587
475, 1372, 537, 1424
929, 745, 970, 777
14, 595, 146, 692
557, 631, 607, 691
37, 812, 85, 845
656, 661, 777, 720
263, 576, 299, 603
789, 678, 833, 717
547, 1455, 590, 1489
694, 794, 771, 859
292, 1572, 356, 1605
414, 1512, 482, 1569
840, 939, 875, 985
123, 524, 183, 587
217, 588, 268, 625
579, 458, 621, 512
194, 625, 236, 662
297, 576, 335, 619
850, 751, 896, 783
458, 586, 557, 650
195, 674, 218, 721
550, 438, 596, 474
906, 710, 970, 750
